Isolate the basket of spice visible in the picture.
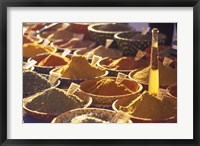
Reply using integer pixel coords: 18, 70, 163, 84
23, 88, 92, 122
88, 23, 134, 48
114, 31, 166, 56
112, 90, 177, 123
23, 70, 60, 98
79, 76, 143, 106
50, 55, 108, 89
52, 108, 132, 123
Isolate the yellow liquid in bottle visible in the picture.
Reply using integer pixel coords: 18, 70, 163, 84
148, 69, 159, 95
148, 36, 159, 95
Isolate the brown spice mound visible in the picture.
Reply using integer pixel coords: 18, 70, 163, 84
120, 91, 177, 120
84, 45, 122, 59
56, 55, 105, 79
132, 61, 177, 86
102, 57, 148, 70
82, 78, 134, 96
26, 88, 84, 114
35, 53, 70, 67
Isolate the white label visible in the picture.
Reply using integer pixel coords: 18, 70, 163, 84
23, 60, 37, 70
163, 57, 174, 66
67, 82, 80, 94
111, 111, 131, 123
91, 55, 102, 66
48, 72, 61, 84
61, 49, 71, 57
135, 50, 146, 61
116, 72, 127, 84
141, 27, 150, 35
157, 88, 168, 100
105, 39, 113, 49
73, 33, 84, 40
42, 39, 50, 46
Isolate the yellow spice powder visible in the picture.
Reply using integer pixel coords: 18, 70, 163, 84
82, 78, 134, 96
56, 55, 105, 79
120, 91, 177, 120
23, 43, 56, 57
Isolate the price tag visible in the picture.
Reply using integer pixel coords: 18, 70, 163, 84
23, 60, 37, 70
73, 33, 84, 40
42, 39, 50, 46
61, 49, 71, 57
91, 55, 102, 66
163, 57, 174, 66
105, 39, 113, 49
134, 50, 146, 61
157, 88, 168, 100
48, 72, 61, 84
141, 27, 150, 35
116, 72, 127, 84
67, 82, 80, 94
111, 111, 131, 123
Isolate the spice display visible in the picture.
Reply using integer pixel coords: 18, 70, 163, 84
80, 78, 136, 96
84, 45, 122, 59
100, 57, 148, 70
26, 88, 84, 114
23, 71, 52, 97
34, 53, 70, 67
22, 23, 177, 123
23, 43, 56, 57
119, 91, 177, 120
132, 61, 177, 86
55, 55, 105, 79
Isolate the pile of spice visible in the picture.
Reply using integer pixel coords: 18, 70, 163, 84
47, 27, 73, 41
23, 71, 52, 97
58, 38, 94, 50
23, 43, 56, 58
119, 91, 177, 120
84, 45, 122, 59
35, 53, 70, 67
80, 78, 136, 96
132, 61, 177, 86
26, 88, 84, 114
101, 57, 148, 70
55, 55, 105, 79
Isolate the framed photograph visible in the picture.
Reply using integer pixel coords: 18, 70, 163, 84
0, 0, 199, 145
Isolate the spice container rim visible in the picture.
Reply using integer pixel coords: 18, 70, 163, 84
88, 23, 135, 34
